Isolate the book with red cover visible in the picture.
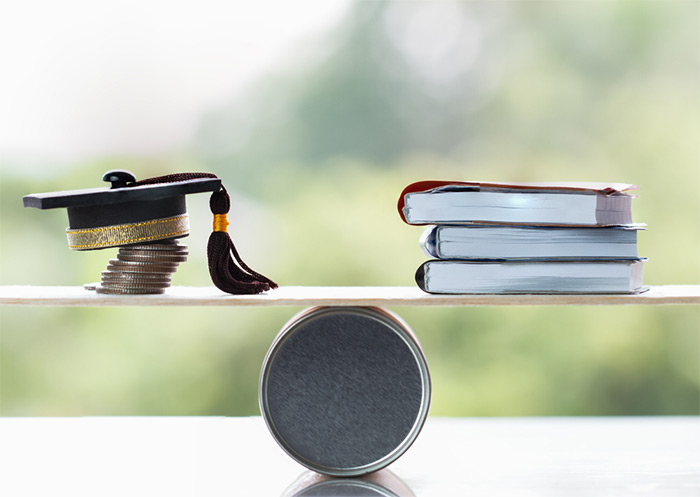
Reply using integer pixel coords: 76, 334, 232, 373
398, 181, 638, 227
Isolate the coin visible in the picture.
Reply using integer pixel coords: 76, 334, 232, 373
101, 271, 171, 281
96, 286, 165, 295
127, 242, 187, 252
107, 260, 179, 273
102, 273, 170, 283
117, 253, 188, 263
101, 278, 171, 287
119, 248, 189, 257
99, 281, 171, 290
111, 257, 178, 264
100, 275, 171, 284
101, 283, 171, 290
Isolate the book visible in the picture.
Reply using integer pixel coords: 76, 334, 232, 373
399, 181, 637, 226
420, 225, 642, 260
415, 259, 646, 294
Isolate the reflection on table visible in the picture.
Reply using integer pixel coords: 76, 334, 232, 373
282, 469, 415, 497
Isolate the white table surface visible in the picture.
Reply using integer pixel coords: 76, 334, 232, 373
1, 416, 698, 496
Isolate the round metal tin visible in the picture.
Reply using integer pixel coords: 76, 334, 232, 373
259, 306, 431, 477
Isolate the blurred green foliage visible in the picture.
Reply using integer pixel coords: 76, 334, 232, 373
1, 0, 698, 416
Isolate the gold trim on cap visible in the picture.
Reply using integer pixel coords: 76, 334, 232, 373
66, 214, 190, 250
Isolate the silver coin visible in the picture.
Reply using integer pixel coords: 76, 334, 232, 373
101, 282, 171, 289
101, 271, 171, 280
117, 253, 188, 263
108, 258, 179, 268
108, 259, 180, 270
99, 281, 171, 290
118, 245, 184, 253
119, 248, 189, 257
100, 277, 171, 286
103, 269, 173, 277
84, 283, 98, 291
101, 278, 171, 285
126, 242, 187, 252
115, 257, 186, 265
106, 265, 179, 274
120, 244, 188, 253
101, 277, 172, 286
108, 258, 173, 265
96, 286, 165, 295
106, 265, 178, 274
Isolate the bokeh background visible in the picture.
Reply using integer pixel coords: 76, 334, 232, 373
1, 0, 698, 416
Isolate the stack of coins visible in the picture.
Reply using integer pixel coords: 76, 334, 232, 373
86, 240, 188, 294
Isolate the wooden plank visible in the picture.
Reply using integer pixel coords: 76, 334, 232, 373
0, 285, 698, 307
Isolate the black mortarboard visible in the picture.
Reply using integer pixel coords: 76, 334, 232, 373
23, 170, 277, 295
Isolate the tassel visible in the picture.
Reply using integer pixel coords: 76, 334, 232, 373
129, 172, 277, 294
207, 186, 278, 294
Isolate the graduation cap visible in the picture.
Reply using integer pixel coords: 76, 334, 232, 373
23, 170, 278, 295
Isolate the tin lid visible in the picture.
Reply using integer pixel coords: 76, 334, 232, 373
260, 306, 431, 477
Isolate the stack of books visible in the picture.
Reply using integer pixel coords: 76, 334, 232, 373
398, 181, 646, 294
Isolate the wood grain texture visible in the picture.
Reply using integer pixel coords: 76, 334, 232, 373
0, 285, 698, 307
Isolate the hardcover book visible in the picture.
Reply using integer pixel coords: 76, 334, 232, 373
420, 225, 642, 260
415, 259, 646, 295
399, 181, 637, 226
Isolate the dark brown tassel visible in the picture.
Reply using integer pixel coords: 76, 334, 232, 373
207, 186, 278, 294
129, 172, 277, 294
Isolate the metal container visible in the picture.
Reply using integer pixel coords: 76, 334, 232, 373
259, 306, 431, 477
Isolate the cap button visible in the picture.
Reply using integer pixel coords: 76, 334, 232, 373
103, 170, 136, 189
